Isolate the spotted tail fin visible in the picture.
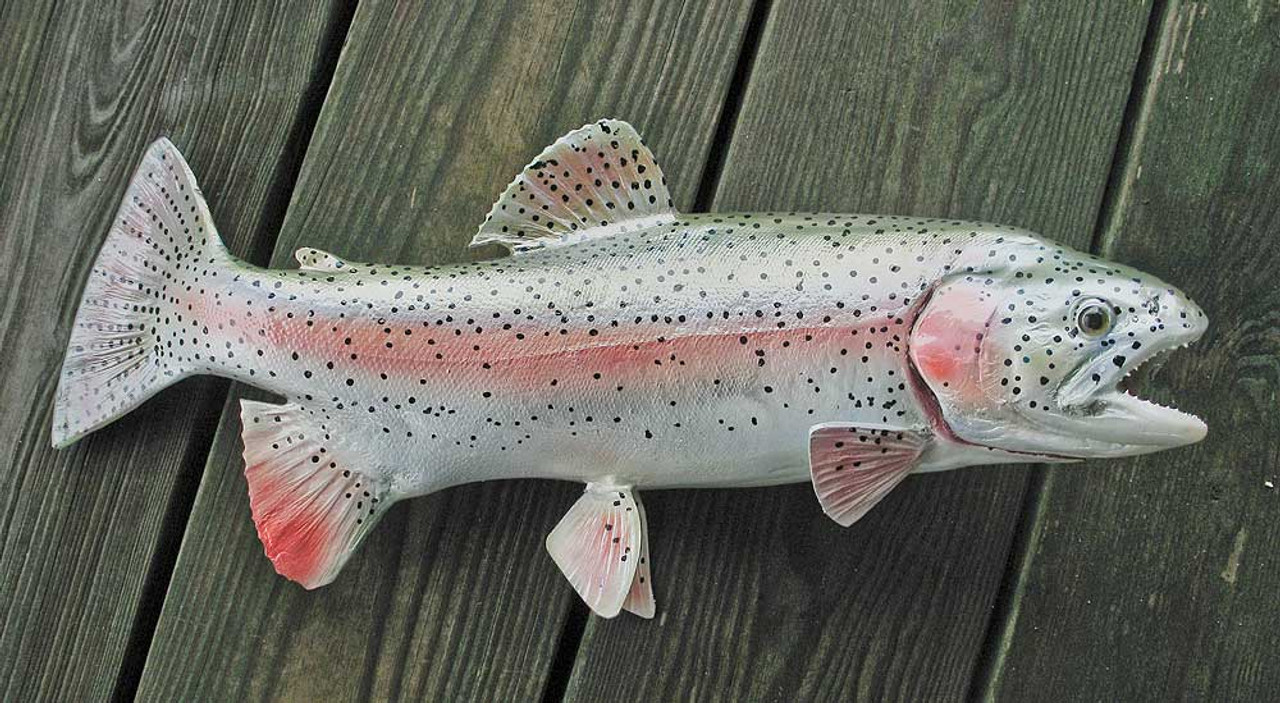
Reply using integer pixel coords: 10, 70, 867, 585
52, 138, 237, 448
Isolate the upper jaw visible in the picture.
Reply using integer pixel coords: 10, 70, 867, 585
1054, 324, 1207, 455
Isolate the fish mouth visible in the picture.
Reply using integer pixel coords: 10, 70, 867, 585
1056, 326, 1207, 454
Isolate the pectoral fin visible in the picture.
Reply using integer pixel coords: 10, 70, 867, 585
547, 483, 652, 618
808, 423, 929, 527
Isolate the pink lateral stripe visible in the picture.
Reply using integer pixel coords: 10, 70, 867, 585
259, 308, 913, 388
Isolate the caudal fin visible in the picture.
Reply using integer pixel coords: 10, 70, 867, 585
52, 138, 235, 448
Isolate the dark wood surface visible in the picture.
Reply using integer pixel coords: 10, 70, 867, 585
3, 0, 1277, 701
135, 1, 755, 700
0, 2, 350, 700
563, 1, 1154, 700
984, 3, 1280, 700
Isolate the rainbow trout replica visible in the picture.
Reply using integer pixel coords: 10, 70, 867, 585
54, 121, 1207, 618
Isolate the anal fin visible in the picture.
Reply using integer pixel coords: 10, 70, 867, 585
240, 400, 393, 588
547, 483, 653, 618
808, 423, 928, 527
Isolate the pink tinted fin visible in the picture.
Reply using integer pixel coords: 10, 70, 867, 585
621, 496, 655, 618
547, 483, 646, 618
471, 119, 677, 254
52, 137, 236, 448
808, 424, 929, 527
240, 400, 393, 589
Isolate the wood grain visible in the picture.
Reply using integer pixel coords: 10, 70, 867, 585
985, 3, 1280, 700
136, 1, 755, 700
0, 2, 350, 700
563, 1, 1154, 701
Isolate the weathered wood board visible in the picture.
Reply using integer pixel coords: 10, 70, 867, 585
563, 1, 1154, 700
0, 2, 350, 700
136, 1, 755, 700
985, 3, 1280, 700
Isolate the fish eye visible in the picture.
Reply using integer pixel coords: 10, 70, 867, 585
1075, 299, 1113, 337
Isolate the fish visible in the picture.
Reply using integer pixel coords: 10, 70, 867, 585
53, 120, 1208, 618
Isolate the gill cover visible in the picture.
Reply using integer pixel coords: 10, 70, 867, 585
909, 273, 999, 420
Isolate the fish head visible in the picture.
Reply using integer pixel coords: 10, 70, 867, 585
908, 236, 1208, 460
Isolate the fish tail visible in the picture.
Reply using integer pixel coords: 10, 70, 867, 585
52, 138, 237, 448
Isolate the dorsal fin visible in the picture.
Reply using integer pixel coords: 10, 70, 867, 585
471, 119, 678, 254
294, 247, 363, 273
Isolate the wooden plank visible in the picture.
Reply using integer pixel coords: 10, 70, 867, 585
563, 1, 1154, 700
136, 1, 755, 700
984, 3, 1280, 700
0, 2, 352, 700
